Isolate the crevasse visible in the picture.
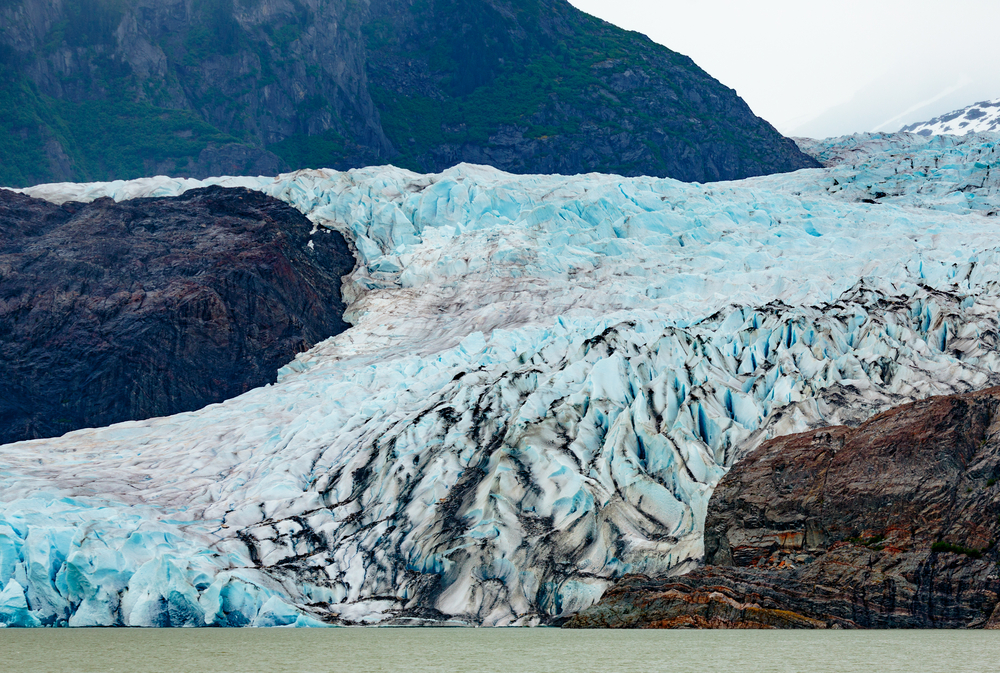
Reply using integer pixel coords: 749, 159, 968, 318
1, 132, 999, 626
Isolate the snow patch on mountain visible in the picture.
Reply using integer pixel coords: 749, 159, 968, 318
2, 132, 1000, 626
900, 99, 1000, 136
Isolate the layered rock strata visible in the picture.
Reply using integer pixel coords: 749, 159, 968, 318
0, 186, 353, 444
567, 388, 1000, 628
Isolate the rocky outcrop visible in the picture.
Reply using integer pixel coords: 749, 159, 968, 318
567, 389, 1000, 628
0, 0, 818, 187
0, 186, 354, 445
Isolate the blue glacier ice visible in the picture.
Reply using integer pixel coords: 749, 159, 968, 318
1, 131, 999, 626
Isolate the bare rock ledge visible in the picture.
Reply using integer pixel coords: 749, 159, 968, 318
567, 388, 1000, 628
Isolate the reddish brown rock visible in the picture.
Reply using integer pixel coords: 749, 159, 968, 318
567, 389, 1000, 628
0, 186, 354, 445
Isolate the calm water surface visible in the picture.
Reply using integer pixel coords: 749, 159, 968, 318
2, 628, 998, 673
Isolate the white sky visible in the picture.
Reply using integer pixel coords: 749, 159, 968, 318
567, 0, 1000, 138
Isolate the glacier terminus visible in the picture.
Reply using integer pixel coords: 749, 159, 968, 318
2, 131, 1000, 627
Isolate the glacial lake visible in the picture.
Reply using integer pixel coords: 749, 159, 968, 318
2, 628, 999, 673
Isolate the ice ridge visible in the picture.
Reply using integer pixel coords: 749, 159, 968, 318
2, 132, 1000, 626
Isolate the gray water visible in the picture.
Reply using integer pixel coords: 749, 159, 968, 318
2, 628, 998, 673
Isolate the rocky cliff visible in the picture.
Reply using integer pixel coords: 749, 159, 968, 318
567, 388, 1000, 628
0, 186, 354, 444
0, 0, 818, 187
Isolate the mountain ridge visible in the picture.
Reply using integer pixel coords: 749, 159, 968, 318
901, 98, 1000, 136
0, 0, 817, 187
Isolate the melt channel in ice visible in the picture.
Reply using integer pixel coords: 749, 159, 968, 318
2, 131, 1000, 626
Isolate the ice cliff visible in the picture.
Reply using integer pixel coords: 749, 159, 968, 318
1, 131, 1000, 626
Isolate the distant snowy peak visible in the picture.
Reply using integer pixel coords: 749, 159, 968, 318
901, 98, 1000, 136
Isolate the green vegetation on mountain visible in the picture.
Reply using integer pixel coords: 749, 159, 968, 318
0, 77, 238, 186
0, 0, 817, 187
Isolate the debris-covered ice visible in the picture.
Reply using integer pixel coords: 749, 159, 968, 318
1, 132, 999, 626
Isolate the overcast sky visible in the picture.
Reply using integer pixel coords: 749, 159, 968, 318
568, 0, 1000, 138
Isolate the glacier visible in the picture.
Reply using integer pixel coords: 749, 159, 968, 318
1, 131, 999, 626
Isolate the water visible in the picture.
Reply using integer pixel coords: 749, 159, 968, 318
2, 628, 998, 673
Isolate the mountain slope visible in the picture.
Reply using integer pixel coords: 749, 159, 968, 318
0, 0, 817, 187
901, 98, 1000, 136
0, 132, 998, 627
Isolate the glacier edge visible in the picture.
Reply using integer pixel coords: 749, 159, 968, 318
1, 132, 1000, 626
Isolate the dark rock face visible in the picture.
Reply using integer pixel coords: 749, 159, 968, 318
0, 186, 354, 445
567, 389, 1000, 628
362, 0, 819, 182
0, 0, 818, 187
